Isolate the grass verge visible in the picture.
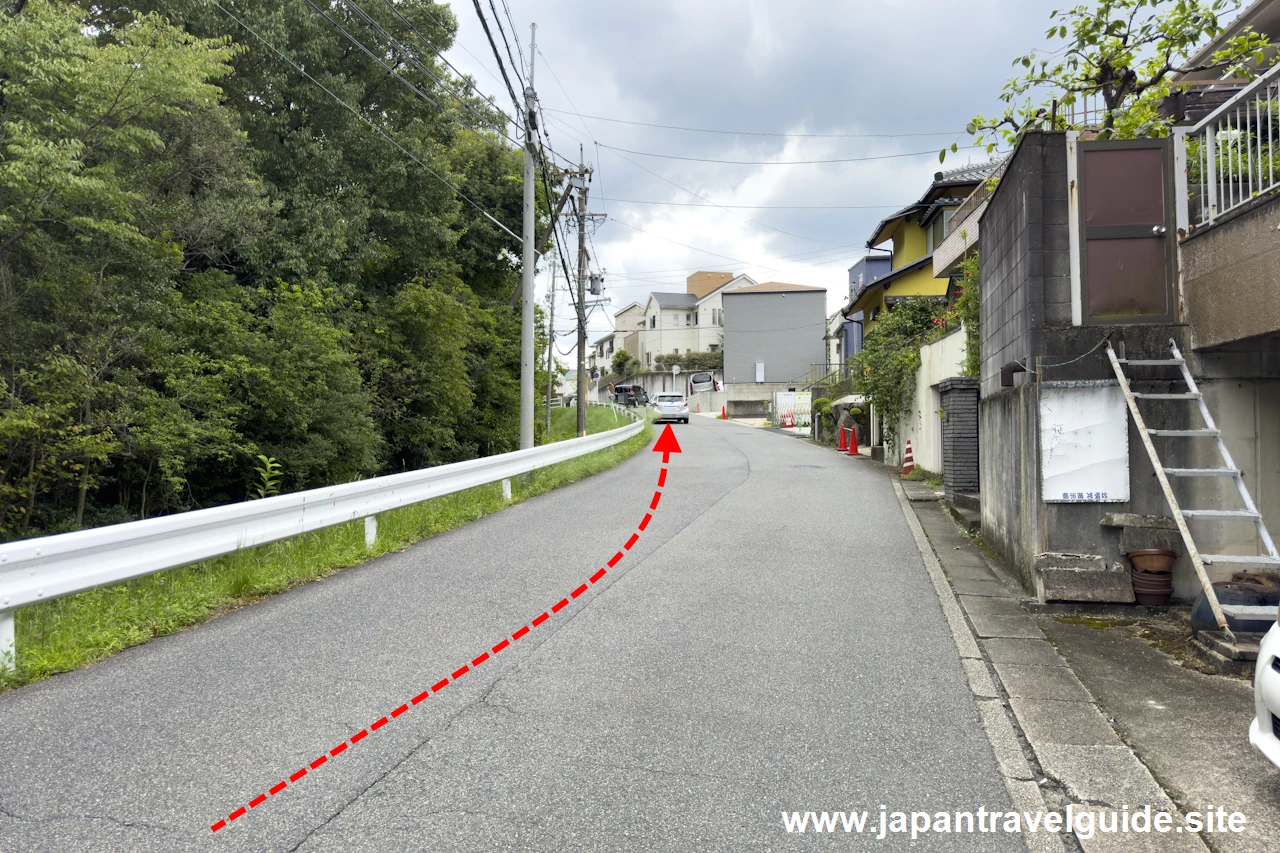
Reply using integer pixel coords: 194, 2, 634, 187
1, 417, 653, 691
545, 404, 627, 442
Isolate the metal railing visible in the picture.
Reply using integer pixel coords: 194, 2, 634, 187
1187, 64, 1280, 229
0, 401, 642, 667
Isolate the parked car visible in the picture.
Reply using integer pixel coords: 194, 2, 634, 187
652, 393, 689, 424
614, 384, 648, 407
688, 371, 717, 394
1252, 619, 1280, 769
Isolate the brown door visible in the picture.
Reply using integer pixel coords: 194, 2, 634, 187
1078, 139, 1176, 324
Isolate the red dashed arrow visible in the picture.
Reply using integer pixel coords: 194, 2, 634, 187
210, 453, 674, 833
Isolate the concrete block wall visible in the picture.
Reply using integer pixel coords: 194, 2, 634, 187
978, 131, 1071, 399
939, 377, 979, 502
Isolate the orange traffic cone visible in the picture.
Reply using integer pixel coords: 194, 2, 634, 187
837, 425, 848, 451
847, 426, 859, 456
902, 439, 915, 475
695, 403, 700, 413
721, 406, 727, 420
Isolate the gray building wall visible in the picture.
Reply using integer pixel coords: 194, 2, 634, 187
975, 130, 1280, 601
722, 290, 827, 385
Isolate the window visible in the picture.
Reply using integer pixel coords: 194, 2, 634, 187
649, 315, 656, 329
672, 348, 678, 354
685, 313, 692, 326
711, 308, 723, 326
709, 344, 719, 353
686, 349, 692, 354
645, 351, 652, 364
694, 312, 699, 326
928, 209, 953, 252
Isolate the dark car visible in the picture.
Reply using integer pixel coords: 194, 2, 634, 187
614, 384, 648, 407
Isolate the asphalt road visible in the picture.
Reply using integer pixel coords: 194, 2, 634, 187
0, 417, 1020, 852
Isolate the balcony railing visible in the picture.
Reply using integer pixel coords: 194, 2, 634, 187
1186, 64, 1280, 229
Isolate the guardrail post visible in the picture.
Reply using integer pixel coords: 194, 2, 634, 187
364, 515, 377, 551
0, 608, 14, 672
502, 478, 512, 502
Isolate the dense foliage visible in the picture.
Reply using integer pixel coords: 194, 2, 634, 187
653, 351, 722, 371
850, 299, 944, 446
945, 0, 1270, 158
932, 253, 979, 378
0, 0, 553, 539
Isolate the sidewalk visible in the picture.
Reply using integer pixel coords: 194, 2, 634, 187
898, 477, 1280, 852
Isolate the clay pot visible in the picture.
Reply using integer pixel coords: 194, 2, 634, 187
1129, 549, 1176, 606
1128, 549, 1177, 574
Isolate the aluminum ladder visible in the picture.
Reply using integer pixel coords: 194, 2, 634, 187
1105, 339, 1279, 634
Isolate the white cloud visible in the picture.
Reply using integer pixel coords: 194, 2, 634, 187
442, 0, 1061, 356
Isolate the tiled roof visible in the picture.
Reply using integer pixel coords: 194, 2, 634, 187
919, 196, 968, 225
726, 281, 826, 293
934, 160, 1003, 185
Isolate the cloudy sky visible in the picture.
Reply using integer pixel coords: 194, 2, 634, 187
440, 0, 1064, 359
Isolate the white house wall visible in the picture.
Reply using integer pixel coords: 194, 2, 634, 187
892, 327, 969, 473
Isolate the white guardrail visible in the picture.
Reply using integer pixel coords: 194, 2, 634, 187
1187, 62, 1280, 229
0, 402, 643, 667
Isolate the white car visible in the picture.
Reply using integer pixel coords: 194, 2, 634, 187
1251, 619, 1280, 768
652, 393, 689, 424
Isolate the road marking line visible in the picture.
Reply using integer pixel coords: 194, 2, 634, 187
210, 457, 670, 831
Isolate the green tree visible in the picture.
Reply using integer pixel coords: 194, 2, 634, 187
948, 0, 1271, 156
851, 299, 944, 446
611, 348, 637, 378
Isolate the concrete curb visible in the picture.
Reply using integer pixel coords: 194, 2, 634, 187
892, 480, 1065, 853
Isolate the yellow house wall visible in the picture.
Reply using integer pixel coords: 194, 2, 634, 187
891, 221, 928, 270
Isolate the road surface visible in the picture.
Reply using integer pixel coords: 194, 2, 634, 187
0, 417, 1020, 851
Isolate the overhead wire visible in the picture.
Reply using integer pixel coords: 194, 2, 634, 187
211, 1, 521, 243
599, 198, 902, 210
578, 126, 845, 247
487, 0, 526, 90
596, 141, 985, 166
302, 0, 519, 157
539, 108, 964, 138
469, 0, 524, 117
342, 0, 522, 144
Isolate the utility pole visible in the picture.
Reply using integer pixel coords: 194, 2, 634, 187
519, 24, 538, 449
575, 145, 590, 438
545, 263, 555, 436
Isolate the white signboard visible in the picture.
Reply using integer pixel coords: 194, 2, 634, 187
1040, 385, 1129, 503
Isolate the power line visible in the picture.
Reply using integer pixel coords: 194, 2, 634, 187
599, 197, 902, 210
487, 0, 525, 90
342, 0, 521, 145
470, 0, 523, 117
534, 47, 605, 216
500, 0, 527, 81
408, 0, 509, 93
302, 0, 518, 157
540, 108, 963, 138
604, 243, 870, 277
211, 1, 520, 244
582, 128, 843, 247
607, 218, 783, 271
596, 142, 983, 166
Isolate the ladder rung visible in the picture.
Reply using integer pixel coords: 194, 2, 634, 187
1133, 392, 1201, 400
1181, 509, 1260, 518
1147, 429, 1219, 437
1164, 467, 1239, 477
1219, 604, 1278, 621
1202, 554, 1280, 567
1119, 358, 1184, 366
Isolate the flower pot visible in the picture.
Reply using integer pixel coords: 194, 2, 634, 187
1128, 549, 1176, 606
1128, 549, 1177, 574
